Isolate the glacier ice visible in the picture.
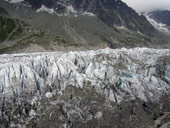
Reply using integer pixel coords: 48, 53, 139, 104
0, 47, 170, 104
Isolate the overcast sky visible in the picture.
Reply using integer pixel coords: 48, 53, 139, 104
122, 0, 170, 12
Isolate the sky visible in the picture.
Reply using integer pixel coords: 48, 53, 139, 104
122, 0, 170, 12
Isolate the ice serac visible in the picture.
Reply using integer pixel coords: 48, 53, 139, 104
0, 48, 170, 104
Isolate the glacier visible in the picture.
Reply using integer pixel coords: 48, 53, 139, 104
0, 47, 170, 105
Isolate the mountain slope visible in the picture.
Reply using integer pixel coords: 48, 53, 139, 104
150, 10, 170, 27
0, 7, 23, 43
144, 10, 170, 34
0, 0, 170, 52
0, 6, 72, 54
23, 0, 155, 35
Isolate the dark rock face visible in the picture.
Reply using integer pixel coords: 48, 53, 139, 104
149, 10, 170, 27
23, 0, 155, 35
0, 7, 23, 43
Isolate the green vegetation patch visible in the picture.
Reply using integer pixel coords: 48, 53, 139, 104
5, 18, 16, 34
0, 16, 5, 27
20, 32, 68, 46
0, 16, 23, 42
0, 31, 69, 54
9, 25, 23, 40
0, 29, 7, 42
0, 7, 8, 15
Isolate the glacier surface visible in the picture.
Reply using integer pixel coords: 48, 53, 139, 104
0, 48, 170, 104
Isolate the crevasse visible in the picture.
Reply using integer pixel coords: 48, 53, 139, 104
0, 47, 170, 103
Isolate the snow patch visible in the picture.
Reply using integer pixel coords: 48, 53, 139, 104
35, 3, 95, 17
115, 26, 127, 30
82, 12, 95, 17
4, 0, 24, 3
66, 5, 77, 14
36, 5, 55, 14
